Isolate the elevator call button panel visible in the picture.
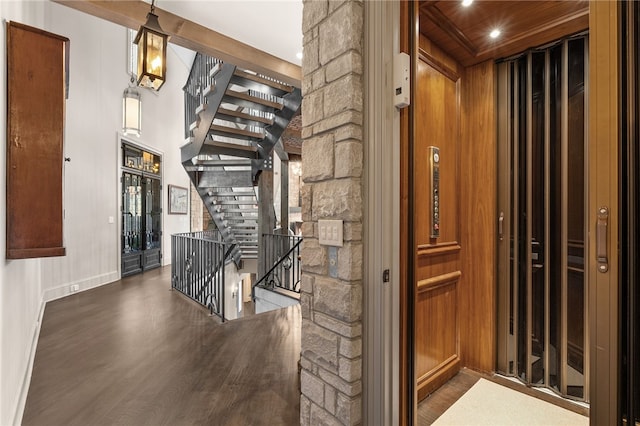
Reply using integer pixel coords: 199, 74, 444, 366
429, 146, 440, 239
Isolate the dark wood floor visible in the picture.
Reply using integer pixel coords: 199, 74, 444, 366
22, 266, 300, 426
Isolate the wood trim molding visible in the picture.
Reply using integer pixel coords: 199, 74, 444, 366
417, 354, 459, 386
417, 243, 461, 257
420, 3, 477, 57
51, 0, 301, 86
399, 0, 413, 423
418, 48, 460, 82
417, 271, 461, 294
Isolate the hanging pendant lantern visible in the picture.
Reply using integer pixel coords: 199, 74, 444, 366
123, 87, 142, 136
134, 0, 168, 91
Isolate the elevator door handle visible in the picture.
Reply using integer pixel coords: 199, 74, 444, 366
596, 206, 608, 273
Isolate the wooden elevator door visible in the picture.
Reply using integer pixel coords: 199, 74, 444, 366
414, 49, 462, 401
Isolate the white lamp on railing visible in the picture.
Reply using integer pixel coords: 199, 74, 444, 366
134, 0, 169, 91
123, 87, 141, 136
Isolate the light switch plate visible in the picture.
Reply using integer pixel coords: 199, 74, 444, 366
318, 219, 343, 247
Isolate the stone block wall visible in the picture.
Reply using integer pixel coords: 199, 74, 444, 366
300, 1, 364, 425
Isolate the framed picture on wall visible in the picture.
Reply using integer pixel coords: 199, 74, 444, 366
168, 185, 188, 214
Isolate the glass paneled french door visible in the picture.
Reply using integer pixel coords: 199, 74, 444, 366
121, 142, 162, 277
497, 35, 588, 401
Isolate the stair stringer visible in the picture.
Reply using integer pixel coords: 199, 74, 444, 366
252, 88, 302, 181
181, 63, 237, 164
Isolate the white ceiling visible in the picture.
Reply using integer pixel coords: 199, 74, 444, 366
157, 1, 303, 67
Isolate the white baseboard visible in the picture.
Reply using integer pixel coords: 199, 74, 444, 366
43, 271, 119, 303
11, 298, 46, 426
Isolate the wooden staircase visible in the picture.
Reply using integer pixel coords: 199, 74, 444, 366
182, 53, 302, 263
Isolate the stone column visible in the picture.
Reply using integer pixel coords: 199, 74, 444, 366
300, 1, 364, 425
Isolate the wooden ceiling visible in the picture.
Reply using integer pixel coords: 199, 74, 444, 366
419, 0, 589, 66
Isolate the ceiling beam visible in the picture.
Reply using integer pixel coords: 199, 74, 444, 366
51, 0, 301, 87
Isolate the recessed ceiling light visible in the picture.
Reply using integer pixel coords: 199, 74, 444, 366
490, 29, 501, 39
296, 52, 303, 60
462, 0, 473, 6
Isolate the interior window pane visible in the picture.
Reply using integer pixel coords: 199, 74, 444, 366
517, 56, 528, 381
530, 52, 546, 385
548, 44, 563, 392
566, 38, 586, 399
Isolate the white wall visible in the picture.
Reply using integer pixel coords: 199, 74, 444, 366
254, 286, 299, 314
39, 3, 191, 301
224, 262, 248, 321
1, 3, 47, 425
0, 2, 192, 424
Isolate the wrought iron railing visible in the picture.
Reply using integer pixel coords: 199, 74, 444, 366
171, 231, 232, 321
183, 53, 291, 141
183, 53, 223, 139
253, 234, 302, 297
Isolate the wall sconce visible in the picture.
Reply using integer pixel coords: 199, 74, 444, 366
123, 87, 142, 136
134, 0, 168, 91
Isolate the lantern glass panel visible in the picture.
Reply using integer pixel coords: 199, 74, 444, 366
145, 31, 164, 77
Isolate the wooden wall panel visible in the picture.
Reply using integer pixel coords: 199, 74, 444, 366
6, 22, 68, 259
414, 57, 460, 250
415, 252, 461, 400
459, 60, 497, 373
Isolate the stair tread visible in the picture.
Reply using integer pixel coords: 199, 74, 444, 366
195, 159, 252, 167
203, 140, 258, 153
217, 107, 274, 126
221, 206, 257, 211
232, 69, 294, 95
185, 165, 245, 172
225, 89, 284, 111
210, 124, 264, 140
210, 191, 255, 196
213, 200, 257, 205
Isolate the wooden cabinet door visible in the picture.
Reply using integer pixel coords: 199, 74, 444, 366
6, 22, 68, 259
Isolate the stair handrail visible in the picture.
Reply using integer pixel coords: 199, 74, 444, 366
252, 234, 302, 300
171, 231, 232, 321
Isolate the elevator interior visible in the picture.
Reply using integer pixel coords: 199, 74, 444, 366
407, 1, 639, 424
407, 0, 592, 415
